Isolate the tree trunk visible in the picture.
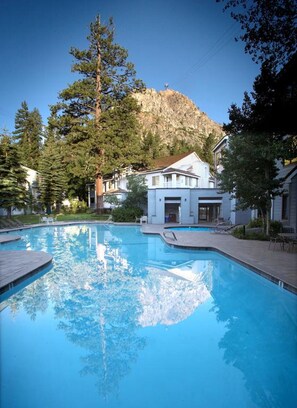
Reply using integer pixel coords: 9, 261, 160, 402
95, 16, 101, 125
94, 16, 104, 210
264, 164, 271, 236
96, 174, 104, 211
6, 207, 12, 218
56, 202, 61, 214
265, 198, 271, 236
46, 203, 51, 215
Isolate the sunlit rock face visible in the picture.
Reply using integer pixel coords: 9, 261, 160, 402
138, 264, 211, 327
133, 88, 224, 148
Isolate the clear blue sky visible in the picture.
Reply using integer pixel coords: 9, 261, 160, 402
0, 0, 259, 133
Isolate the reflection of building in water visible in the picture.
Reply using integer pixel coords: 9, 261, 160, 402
138, 260, 213, 327
88, 226, 130, 274
96, 243, 107, 270
88, 225, 114, 250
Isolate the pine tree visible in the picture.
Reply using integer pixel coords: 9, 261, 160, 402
39, 129, 67, 214
99, 95, 143, 172
217, 0, 297, 69
202, 133, 216, 168
142, 131, 168, 162
168, 137, 191, 155
218, 132, 283, 235
28, 108, 43, 168
13, 101, 43, 169
51, 16, 145, 207
0, 131, 28, 217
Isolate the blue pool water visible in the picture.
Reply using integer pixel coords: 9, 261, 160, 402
166, 226, 214, 231
0, 224, 296, 408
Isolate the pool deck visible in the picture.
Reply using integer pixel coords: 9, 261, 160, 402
0, 222, 296, 295
0, 250, 53, 295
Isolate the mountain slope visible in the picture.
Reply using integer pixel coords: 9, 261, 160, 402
133, 88, 224, 147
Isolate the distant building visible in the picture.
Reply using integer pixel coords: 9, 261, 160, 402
213, 134, 297, 231
272, 161, 297, 232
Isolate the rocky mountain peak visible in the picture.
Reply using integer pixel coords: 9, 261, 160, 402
133, 88, 224, 147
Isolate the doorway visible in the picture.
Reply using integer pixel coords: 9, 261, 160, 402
198, 203, 221, 223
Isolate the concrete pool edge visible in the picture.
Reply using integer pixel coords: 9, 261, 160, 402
168, 243, 297, 295
141, 225, 297, 295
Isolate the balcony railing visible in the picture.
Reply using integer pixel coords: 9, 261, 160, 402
156, 182, 197, 188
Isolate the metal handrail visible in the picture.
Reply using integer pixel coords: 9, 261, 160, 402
163, 231, 177, 241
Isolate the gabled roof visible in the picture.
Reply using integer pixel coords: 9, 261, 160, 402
213, 135, 228, 152
151, 151, 197, 170
278, 163, 297, 182
104, 188, 128, 195
162, 167, 199, 178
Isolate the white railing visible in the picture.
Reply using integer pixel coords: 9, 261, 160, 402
157, 182, 197, 188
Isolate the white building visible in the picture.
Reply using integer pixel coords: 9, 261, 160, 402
140, 151, 215, 190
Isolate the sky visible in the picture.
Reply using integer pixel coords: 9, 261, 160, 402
0, 0, 260, 133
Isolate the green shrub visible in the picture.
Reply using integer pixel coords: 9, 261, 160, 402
232, 226, 269, 241
247, 218, 264, 228
269, 220, 282, 236
68, 199, 88, 213
112, 207, 142, 222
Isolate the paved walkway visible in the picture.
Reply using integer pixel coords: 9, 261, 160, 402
0, 222, 296, 295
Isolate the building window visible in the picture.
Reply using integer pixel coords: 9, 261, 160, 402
152, 176, 159, 186
282, 194, 288, 220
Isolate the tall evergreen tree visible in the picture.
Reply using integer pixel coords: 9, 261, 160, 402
217, 0, 297, 69
13, 101, 43, 169
218, 132, 284, 235
168, 137, 192, 155
0, 131, 28, 217
39, 129, 67, 214
142, 131, 168, 162
219, 59, 296, 234
224, 61, 295, 155
51, 16, 145, 207
217, 0, 297, 233
201, 133, 216, 168
99, 95, 143, 171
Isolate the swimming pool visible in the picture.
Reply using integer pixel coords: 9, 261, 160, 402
1, 224, 296, 408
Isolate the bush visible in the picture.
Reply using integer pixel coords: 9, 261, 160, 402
247, 218, 282, 236
247, 218, 264, 228
232, 226, 269, 241
63, 198, 88, 214
112, 206, 142, 222
269, 220, 282, 236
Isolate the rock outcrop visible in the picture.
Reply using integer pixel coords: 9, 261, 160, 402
133, 88, 224, 148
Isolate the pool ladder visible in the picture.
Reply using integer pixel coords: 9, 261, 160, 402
163, 231, 177, 241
